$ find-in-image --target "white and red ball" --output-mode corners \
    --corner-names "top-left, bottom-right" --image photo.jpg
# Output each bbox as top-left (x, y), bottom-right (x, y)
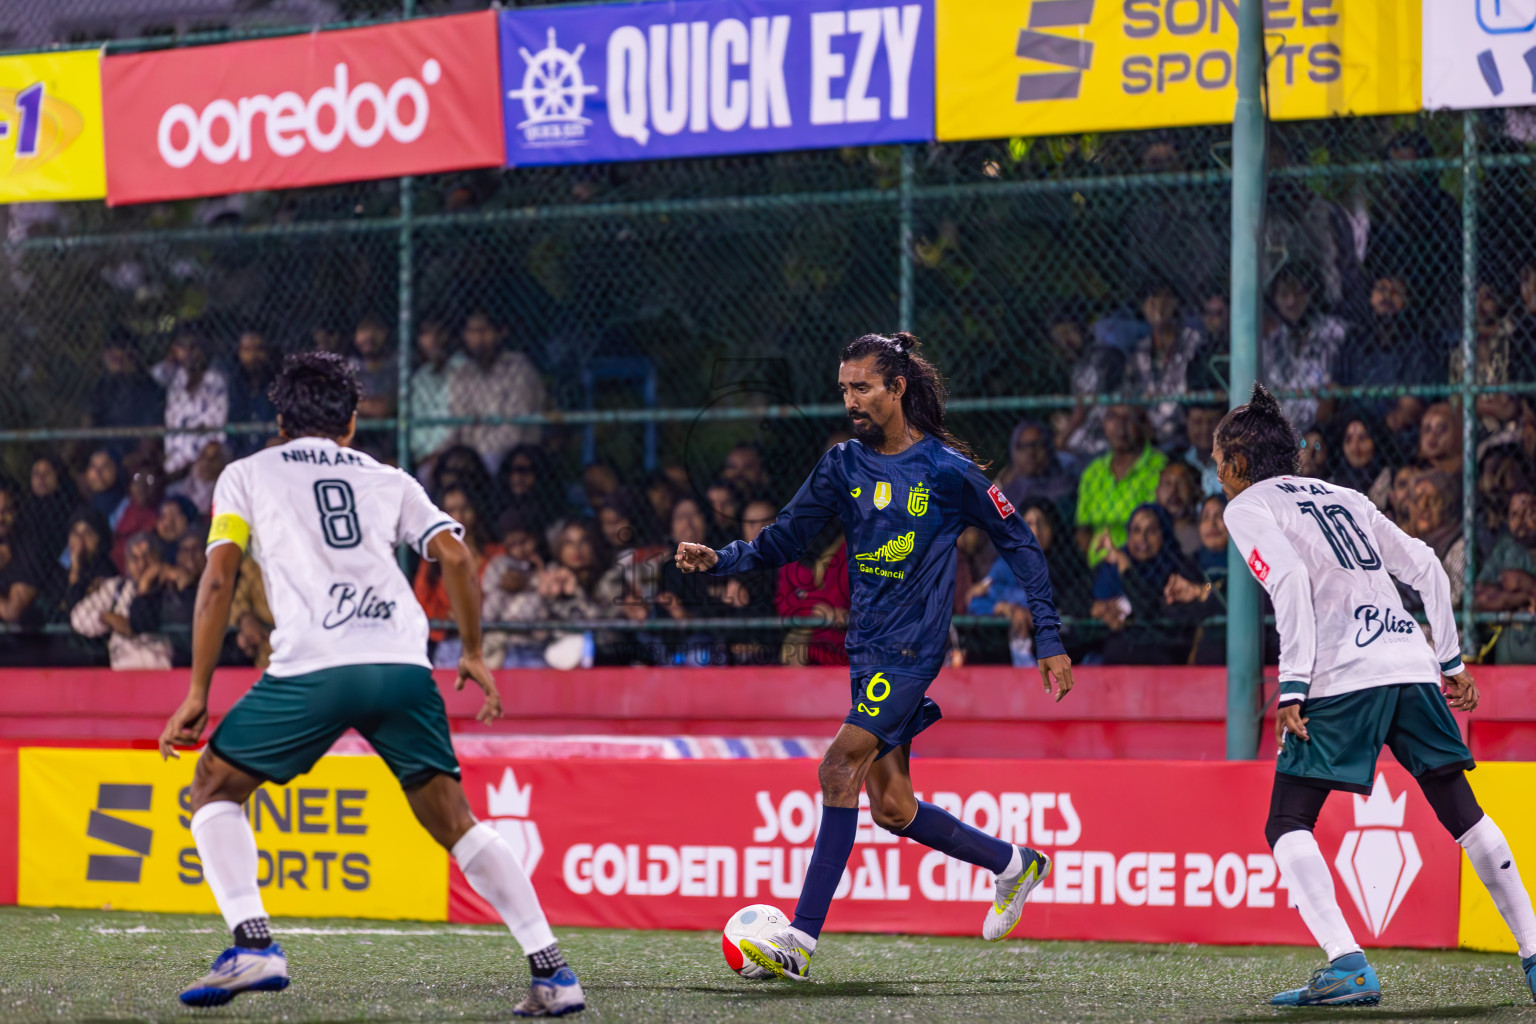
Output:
top-left (721, 903), bottom-right (788, 979)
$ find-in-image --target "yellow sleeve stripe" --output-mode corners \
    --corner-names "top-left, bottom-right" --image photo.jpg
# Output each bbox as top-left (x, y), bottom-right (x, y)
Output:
top-left (207, 512), bottom-right (250, 552)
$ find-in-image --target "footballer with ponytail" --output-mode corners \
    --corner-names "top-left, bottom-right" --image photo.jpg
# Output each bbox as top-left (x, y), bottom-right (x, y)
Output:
top-left (838, 332), bottom-right (987, 467)
top-left (1213, 381), bottom-right (1301, 494)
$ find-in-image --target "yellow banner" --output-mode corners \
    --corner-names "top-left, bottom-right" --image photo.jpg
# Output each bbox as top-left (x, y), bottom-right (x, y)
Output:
top-left (1460, 762), bottom-right (1536, 952)
top-left (936, 0), bottom-right (1421, 140)
top-left (18, 748), bottom-right (446, 921)
top-left (0, 51), bottom-right (105, 203)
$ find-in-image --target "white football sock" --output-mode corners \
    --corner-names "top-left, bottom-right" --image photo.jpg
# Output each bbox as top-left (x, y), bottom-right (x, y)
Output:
top-left (998, 846), bottom-right (1024, 881)
top-left (453, 822), bottom-right (556, 956)
top-left (1459, 815), bottom-right (1536, 958)
top-left (190, 801), bottom-right (267, 932)
top-left (1273, 830), bottom-right (1361, 961)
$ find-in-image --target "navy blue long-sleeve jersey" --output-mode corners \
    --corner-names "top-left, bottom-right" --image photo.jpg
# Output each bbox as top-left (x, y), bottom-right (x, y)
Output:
top-left (709, 436), bottom-right (1065, 675)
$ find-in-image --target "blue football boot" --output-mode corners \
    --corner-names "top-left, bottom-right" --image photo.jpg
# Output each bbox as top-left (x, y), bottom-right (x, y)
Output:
top-left (1269, 953), bottom-right (1380, 1007)
top-left (1521, 952), bottom-right (1536, 1002)
top-left (179, 943), bottom-right (290, 1006)
top-left (512, 966), bottom-right (586, 1017)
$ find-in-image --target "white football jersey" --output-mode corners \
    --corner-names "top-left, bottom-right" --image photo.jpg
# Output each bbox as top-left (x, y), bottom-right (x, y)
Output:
top-left (207, 437), bottom-right (462, 677)
top-left (1224, 475), bottom-right (1465, 707)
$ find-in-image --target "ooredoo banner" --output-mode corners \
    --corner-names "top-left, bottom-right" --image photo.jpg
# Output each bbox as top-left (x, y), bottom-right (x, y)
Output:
top-left (936, 0), bottom-right (1421, 140)
top-left (1424, 0), bottom-right (1536, 109)
top-left (498, 0), bottom-right (934, 166)
top-left (451, 759), bottom-right (1460, 948)
top-left (0, 51), bottom-right (106, 203)
top-left (101, 12), bottom-right (503, 205)
top-left (18, 748), bottom-right (446, 920)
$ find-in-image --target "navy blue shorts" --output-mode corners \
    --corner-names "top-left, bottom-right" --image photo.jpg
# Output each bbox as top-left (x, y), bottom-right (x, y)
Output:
top-left (843, 667), bottom-right (943, 760)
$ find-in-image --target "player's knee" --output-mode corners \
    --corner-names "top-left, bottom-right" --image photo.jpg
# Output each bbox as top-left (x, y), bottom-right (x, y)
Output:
top-left (817, 754), bottom-right (863, 804)
top-left (1418, 769), bottom-right (1484, 840)
top-left (870, 792), bottom-right (917, 832)
top-left (1264, 815), bottom-right (1313, 849)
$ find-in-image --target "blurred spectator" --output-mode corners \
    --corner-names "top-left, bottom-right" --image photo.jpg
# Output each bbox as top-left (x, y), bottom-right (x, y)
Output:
top-left (69, 532), bottom-right (172, 669)
top-left (495, 444), bottom-right (557, 540)
top-left (17, 456), bottom-right (75, 587)
top-left (1090, 504), bottom-right (1204, 664)
top-left (1260, 265), bottom-right (1346, 428)
top-left (1477, 391), bottom-right (1529, 450)
top-left (1265, 140), bottom-right (1366, 317)
top-left (81, 449), bottom-right (126, 525)
top-left (1367, 132), bottom-right (1461, 319)
top-left (535, 520), bottom-right (624, 667)
top-left (1200, 293), bottom-right (1230, 357)
top-left (655, 496), bottom-right (735, 665)
top-left (1075, 405), bottom-right (1167, 566)
top-left (704, 478), bottom-right (742, 547)
top-left (1503, 264), bottom-right (1536, 383)
top-left (1181, 402), bottom-right (1225, 497)
top-left (1333, 410), bottom-right (1394, 509)
top-left (1478, 444), bottom-right (1531, 555)
top-left (154, 496), bottom-right (198, 563)
top-left (167, 441), bottom-right (229, 517)
top-left (581, 461), bottom-right (622, 519)
top-left (644, 470), bottom-right (682, 537)
top-left (449, 309), bottom-right (546, 467)
top-left (1054, 323), bottom-right (1131, 467)
top-left (1298, 427), bottom-right (1330, 479)
top-left (408, 315), bottom-right (465, 467)
top-left (1384, 395), bottom-right (1427, 466)
top-left (229, 556), bottom-right (274, 669)
top-left (414, 486), bottom-right (500, 665)
top-left (481, 515), bottom-right (549, 669)
top-left (777, 520), bottom-right (849, 666)
top-left (130, 532), bottom-right (207, 664)
top-left (349, 312), bottom-right (399, 460)
top-left (994, 419), bottom-right (1075, 508)
top-left (227, 330), bottom-right (277, 456)
top-left (1475, 489), bottom-right (1536, 662)
top-left (1412, 471), bottom-right (1467, 605)
top-left (1417, 402), bottom-right (1463, 478)
top-left (1128, 283), bottom-right (1204, 448)
top-left (954, 526), bottom-right (998, 612)
top-left (1337, 273), bottom-right (1443, 407)
top-left (725, 499), bottom-right (780, 664)
top-left (968, 498), bottom-right (1088, 665)
top-left (432, 445), bottom-right (501, 526)
top-left (597, 489), bottom-right (665, 608)
top-left (161, 327), bottom-right (229, 478)
top-left (722, 442), bottom-right (769, 500)
top-left (61, 508), bottom-right (116, 617)
top-left (85, 330), bottom-right (164, 456)
top-left (111, 462), bottom-right (163, 571)
top-left (1195, 494), bottom-right (1229, 577)
top-left (1155, 461), bottom-right (1202, 556)
top-left (1388, 465), bottom-right (1423, 532)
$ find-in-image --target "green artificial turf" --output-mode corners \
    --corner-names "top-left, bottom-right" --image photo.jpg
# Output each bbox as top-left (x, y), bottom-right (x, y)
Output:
top-left (0, 906), bottom-right (1529, 1023)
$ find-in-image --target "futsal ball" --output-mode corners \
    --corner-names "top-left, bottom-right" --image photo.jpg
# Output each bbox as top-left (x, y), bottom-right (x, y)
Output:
top-left (721, 903), bottom-right (788, 979)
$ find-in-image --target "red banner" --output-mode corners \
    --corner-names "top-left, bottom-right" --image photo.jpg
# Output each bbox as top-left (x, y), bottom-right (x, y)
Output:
top-left (450, 759), bottom-right (1460, 948)
top-left (102, 13), bottom-right (503, 204)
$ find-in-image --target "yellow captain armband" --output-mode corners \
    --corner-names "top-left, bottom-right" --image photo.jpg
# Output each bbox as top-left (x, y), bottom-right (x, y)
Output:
top-left (207, 512), bottom-right (250, 551)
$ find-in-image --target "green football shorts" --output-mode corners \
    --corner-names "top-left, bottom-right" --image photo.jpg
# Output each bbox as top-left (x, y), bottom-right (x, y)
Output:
top-left (208, 663), bottom-right (460, 788)
top-left (1276, 681), bottom-right (1474, 794)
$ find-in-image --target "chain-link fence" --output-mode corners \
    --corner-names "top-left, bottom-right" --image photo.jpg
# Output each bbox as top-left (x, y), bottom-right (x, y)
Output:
top-left (1, 9), bottom-right (1532, 670)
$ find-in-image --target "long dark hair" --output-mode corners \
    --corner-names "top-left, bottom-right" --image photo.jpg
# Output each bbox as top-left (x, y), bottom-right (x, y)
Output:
top-left (1215, 381), bottom-right (1301, 485)
top-left (840, 332), bottom-right (986, 467)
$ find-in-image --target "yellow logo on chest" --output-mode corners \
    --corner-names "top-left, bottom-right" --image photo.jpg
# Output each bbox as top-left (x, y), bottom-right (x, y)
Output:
top-left (907, 482), bottom-right (929, 517)
top-left (855, 531), bottom-right (915, 563)
top-left (873, 481), bottom-right (892, 509)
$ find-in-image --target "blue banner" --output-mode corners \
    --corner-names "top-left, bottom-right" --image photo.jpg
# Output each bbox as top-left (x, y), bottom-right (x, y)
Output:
top-left (498, 0), bottom-right (933, 166)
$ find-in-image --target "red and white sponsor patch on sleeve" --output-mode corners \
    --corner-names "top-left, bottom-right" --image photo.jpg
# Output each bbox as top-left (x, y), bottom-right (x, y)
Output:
top-left (1248, 547), bottom-right (1271, 582)
top-left (987, 484), bottom-right (1015, 519)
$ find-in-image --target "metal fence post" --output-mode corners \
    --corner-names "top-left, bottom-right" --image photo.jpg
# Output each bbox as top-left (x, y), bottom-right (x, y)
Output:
top-left (899, 144), bottom-right (915, 334)
top-left (1226, 0), bottom-right (1265, 760)
top-left (1461, 112), bottom-right (1479, 655)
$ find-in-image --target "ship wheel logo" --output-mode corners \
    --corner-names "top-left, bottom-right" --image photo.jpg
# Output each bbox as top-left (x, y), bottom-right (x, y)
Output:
top-left (507, 27), bottom-right (598, 141)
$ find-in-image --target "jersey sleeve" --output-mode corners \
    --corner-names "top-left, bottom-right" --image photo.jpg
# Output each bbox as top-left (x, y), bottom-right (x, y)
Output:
top-left (710, 451), bottom-right (841, 575)
top-left (1224, 498), bottom-right (1317, 707)
top-left (1364, 501), bottom-right (1465, 676)
top-left (959, 464), bottom-right (1065, 660)
top-left (207, 463), bottom-right (253, 553)
top-left (396, 472), bottom-right (464, 560)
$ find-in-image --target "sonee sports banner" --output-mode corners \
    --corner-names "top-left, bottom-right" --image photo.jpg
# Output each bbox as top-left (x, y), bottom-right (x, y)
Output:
top-left (0, 51), bottom-right (106, 204)
top-left (498, 0), bottom-right (935, 166)
top-left (101, 12), bottom-right (504, 205)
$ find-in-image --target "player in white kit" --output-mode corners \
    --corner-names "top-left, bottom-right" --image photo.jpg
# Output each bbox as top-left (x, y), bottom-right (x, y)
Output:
top-left (158, 352), bottom-right (584, 1017)
top-left (1216, 383), bottom-right (1536, 1007)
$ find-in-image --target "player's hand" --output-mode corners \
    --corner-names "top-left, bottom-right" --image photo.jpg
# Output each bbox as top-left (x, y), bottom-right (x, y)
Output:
top-left (675, 542), bottom-right (718, 573)
top-left (159, 693), bottom-right (209, 760)
top-left (1276, 704), bottom-right (1309, 752)
top-left (1445, 670), bottom-right (1480, 713)
top-left (456, 652), bottom-right (501, 724)
top-left (1038, 653), bottom-right (1074, 703)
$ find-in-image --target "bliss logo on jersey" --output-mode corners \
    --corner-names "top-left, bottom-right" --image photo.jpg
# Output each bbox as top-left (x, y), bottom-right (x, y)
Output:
top-left (1353, 604), bottom-right (1417, 648)
top-left (322, 583), bottom-right (397, 629)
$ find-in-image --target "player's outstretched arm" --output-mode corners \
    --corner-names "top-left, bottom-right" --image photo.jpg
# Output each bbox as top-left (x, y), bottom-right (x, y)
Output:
top-left (159, 542), bottom-right (242, 759)
top-left (429, 530), bottom-right (501, 725)
top-left (675, 542), bottom-right (718, 573)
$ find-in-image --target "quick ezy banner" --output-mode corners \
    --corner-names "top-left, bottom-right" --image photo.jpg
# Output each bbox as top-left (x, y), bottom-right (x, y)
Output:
top-left (498, 0), bottom-right (935, 166)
